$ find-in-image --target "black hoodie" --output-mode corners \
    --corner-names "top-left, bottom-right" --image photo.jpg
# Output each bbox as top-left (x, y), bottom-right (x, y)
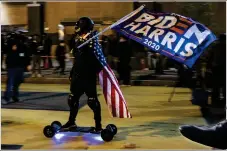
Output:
top-left (5, 36), bottom-right (30, 69)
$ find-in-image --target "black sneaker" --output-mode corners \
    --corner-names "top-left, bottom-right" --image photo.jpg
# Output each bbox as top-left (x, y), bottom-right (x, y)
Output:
top-left (95, 127), bottom-right (103, 132)
top-left (12, 97), bottom-right (20, 102)
top-left (95, 123), bottom-right (103, 132)
top-left (2, 97), bottom-right (10, 105)
top-left (61, 121), bottom-right (77, 129)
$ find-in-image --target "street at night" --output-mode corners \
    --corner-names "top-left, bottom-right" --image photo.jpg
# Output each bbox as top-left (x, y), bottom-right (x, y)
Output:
top-left (2, 84), bottom-right (210, 149)
top-left (1, 1), bottom-right (226, 150)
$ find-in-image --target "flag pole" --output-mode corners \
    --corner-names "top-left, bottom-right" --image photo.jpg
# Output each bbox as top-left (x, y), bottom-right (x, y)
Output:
top-left (77, 5), bottom-right (145, 49)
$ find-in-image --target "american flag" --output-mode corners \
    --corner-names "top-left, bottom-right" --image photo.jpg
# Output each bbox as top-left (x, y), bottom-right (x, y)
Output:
top-left (91, 36), bottom-right (132, 118)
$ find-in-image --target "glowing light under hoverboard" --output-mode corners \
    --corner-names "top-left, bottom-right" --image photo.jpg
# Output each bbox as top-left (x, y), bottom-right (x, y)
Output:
top-left (93, 135), bottom-right (103, 141)
top-left (55, 133), bottom-right (65, 140)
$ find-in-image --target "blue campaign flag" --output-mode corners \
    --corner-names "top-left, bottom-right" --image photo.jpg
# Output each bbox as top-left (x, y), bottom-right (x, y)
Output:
top-left (112, 7), bottom-right (217, 68)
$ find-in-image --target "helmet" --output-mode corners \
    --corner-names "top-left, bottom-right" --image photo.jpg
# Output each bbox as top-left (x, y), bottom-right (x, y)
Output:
top-left (75, 17), bottom-right (94, 32)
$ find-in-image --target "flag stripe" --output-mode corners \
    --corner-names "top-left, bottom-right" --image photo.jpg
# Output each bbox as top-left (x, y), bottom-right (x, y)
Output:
top-left (93, 36), bottom-right (131, 118)
top-left (111, 84), bottom-right (116, 117)
top-left (108, 66), bottom-right (120, 85)
top-left (99, 67), bottom-right (132, 118)
top-left (105, 66), bottom-right (127, 105)
top-left (103, 70), bottom-right (108, 103)
top-left (99, 71), bottom-right (103, 89)
top-left (107, 69), bottom-right (128, 116)
top-left (107, 78), bottom-right (112, 113)
top-left (115, 91), bottom-right (120, 117)
top-left (119, 96), bottom-right (124, 118)
top-left (123, 102), bottom-right (127, 118)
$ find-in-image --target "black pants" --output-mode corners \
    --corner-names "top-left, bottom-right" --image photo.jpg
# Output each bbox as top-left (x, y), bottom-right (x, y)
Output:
top-left (177, 66), bottom-right (194, 88)
top-left (1, 53), bottom-right (3, 69)
top-left (155, 56), bottom-right (164, 74)
top-left (117, 62), bottom-right (131, 85)
top-left (211, 67), bottom-right (226, 107)
top-left (32, 55), bottom-right (41, 74)
top-left (48, 55), bottom-right (53, 68)
top-left (68, 74), bottom-right (101, 126)
top-left (56, 57), bottom-right (65, 73)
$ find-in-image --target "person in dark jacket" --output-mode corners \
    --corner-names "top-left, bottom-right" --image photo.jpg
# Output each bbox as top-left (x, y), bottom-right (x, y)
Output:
top-left (116, 35), bottom-right (132, 86)
top-left (62, 17), bottom-right (103, 132)
top-left (54, 40), bottom-right (66, 75)
top-left (43, 34), bottom-right (53, 68)
top-left (108, 33), bottom-right (118, 69)
top-left (69, 26), bottom-right (80, 64)
top-left (1, 33), bottom-right (7, 70)
top-left (207, 33), bottom-right (226, 107)
top-left (177, 63), bottom-right (194, 88)
top-left (2, 32), bottom-right (31, 105)
top-left (31, 35), bottom-right (43, 77)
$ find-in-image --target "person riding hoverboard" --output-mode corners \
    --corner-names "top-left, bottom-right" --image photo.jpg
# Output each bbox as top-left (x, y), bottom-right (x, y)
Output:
top-left (62, 17), bottom-right (103, 132)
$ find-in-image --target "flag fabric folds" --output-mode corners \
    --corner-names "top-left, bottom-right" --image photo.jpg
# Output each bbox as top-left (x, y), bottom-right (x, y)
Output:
top-left (91, 35), bottom-right (132, 118)
top-left (82, 6), bottom-right (217, 118)
top-left (112, 8), bottom-right (217, 68)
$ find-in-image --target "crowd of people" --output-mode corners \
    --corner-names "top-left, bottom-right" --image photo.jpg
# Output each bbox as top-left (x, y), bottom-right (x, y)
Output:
top-left (1, 28), bottom-right (178, 81)
top-left (1, 19), bottom-right (226, 149)
top-left (1, 29), bottom-right (226, 105)
top-left (1, 31), bottom-right (54, 76)
top-left (1, 28), bottom-right (69, 104)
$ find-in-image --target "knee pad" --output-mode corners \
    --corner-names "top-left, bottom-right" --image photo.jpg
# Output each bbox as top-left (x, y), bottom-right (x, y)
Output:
top-left (87, 97), bottom-right (100, 111)
top-left (68, 93), bottom-right (79, 107)
top-left (87, 97), bottom-right (101, 122)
